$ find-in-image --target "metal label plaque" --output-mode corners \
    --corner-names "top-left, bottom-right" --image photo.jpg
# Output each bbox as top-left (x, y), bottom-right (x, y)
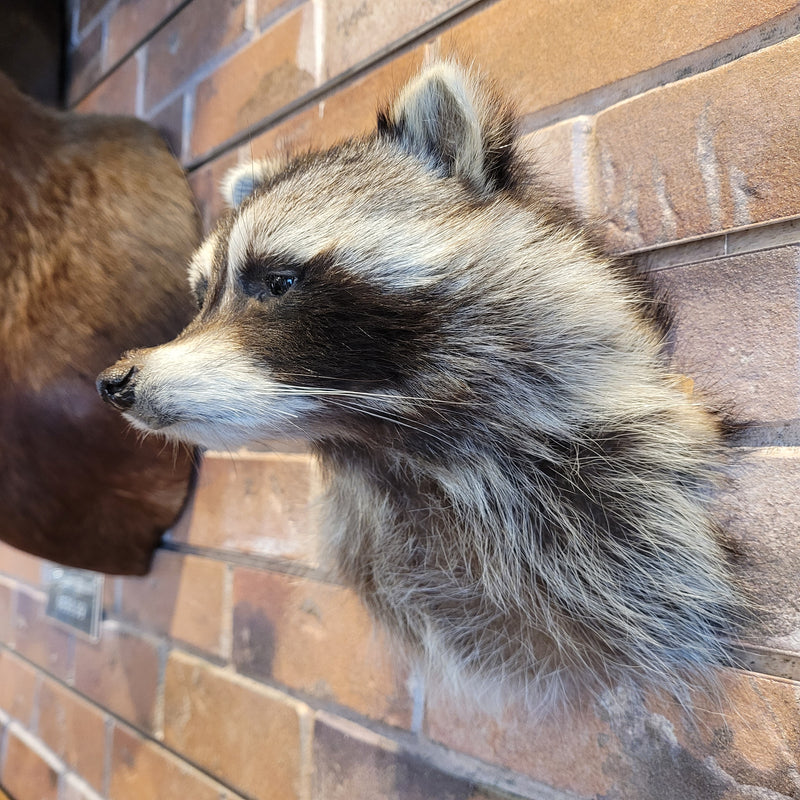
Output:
top-left (44, 566), bottom-right (103, 640)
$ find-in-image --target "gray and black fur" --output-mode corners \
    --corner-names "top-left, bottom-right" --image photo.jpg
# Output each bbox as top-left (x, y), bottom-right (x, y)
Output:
top-left (98, 62), bottom-right (749, 710)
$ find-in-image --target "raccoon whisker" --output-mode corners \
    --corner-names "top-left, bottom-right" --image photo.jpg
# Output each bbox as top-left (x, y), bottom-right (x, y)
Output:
top-left (269, 384), bottom-right (470, 406)
top-left (273, 372), bottom-right (387, 385)
top-left (326, 398), bottom-right (460, 449)
top-left (325, 398), bottom-right (450, 437)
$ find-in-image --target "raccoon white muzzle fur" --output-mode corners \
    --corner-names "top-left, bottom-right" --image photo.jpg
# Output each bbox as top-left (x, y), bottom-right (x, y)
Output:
top-left (98, 61), bottom-right (748, 709)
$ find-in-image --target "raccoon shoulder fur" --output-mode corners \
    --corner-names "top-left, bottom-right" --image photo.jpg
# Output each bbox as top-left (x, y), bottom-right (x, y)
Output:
top-left (98, 61), bottom-right (748, 710)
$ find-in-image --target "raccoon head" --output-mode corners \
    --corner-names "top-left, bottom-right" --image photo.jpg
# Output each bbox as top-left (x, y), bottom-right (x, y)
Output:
top-left (97, 62), bottom-right (524, 450)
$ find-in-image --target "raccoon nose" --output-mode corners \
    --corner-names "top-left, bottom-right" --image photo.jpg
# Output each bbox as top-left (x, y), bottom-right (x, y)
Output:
top-left (97, 363), bottom-right (139, 410)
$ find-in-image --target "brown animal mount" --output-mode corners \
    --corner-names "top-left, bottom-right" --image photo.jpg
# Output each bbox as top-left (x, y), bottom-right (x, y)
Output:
top-left (0, 74), bottom-right (200, 575)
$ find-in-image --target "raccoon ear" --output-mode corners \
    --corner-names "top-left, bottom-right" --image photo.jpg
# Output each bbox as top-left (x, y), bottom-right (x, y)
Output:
top-left (220, 159), bottom-right (281, 208)
top-left (378, 62), bottom-right (516, 195)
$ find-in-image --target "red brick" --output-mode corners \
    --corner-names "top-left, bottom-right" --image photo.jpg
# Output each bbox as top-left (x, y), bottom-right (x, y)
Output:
top-left (592, 34), bottom-right (800, 249)
top-left (75, 56), bottom-right (139, 116)
top-left (0, 650), bottom-right (39, 726)
top-left (233, 569), bottom-right (412, 726)
top-left (187, 149), bottom-right (239, 233)
top-left (163, 651), bottom-right (309, 800)
top-left (323, 1), bottom-right (459, 80)
top-left (149, 95), bottom-right (184, 157)
top-left (13, 589), bottom-right (73, 682)
top-left (653, 247), bottom-right (800, 424)
top-left (37, 679), bottom-right (107, 792)
top-left (207, 51), bottom-right (426, 216)
top-left (106, 0), bottom-right (183, 67)
top-left (110, 722), bottom-right (246, 800)
top-left (247, 45), bottom-right (424, 158)
top-left (0, 542), bottom-right (45, 586)
top-left (317, 48), bottom-right (426, 144)
top-left (444, 0), bottom-right (797, 116)
top-left (242, 105), bottom-right (322, 165)
top-left (171, 452), bottom-right (320, 565)
top-left (1, 726), bottom-right (60, 800)
top-left (312, 712), bottom-right (480, 800)
top-left (74, 624), bottom-right (160, 733)
top-left (190, 5), bottom-right (316, 159)
top-left (78, 0), bottom-right (108, 31)
top-left (144, 0), bottom-right (248, 110)
top-left (118, 550), bottom-right (227, 657)
top-left (69, 23), bottom-right (104, 105)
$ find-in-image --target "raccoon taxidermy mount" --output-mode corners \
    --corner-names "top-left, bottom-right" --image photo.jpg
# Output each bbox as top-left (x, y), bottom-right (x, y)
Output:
top-left (98, 62), bottom-right (748, 708)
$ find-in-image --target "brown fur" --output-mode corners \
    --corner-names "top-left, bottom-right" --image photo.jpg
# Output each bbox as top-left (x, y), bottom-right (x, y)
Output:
top-left (0, 73), bottom-right (199, 574)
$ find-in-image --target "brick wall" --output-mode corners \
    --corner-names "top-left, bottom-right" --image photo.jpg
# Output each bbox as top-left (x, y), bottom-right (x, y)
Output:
top-left (2, 1), bottom-right (800, 798)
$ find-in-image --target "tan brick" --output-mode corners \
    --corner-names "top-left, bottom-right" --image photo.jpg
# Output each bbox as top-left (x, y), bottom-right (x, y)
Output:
top-left (190, 5), bottom-right (316, 159)
top-left (233, 568), bottom-right (411, 726)
top-left (144, 0), bottom-right (248, 109)
top-left (69, 23), bottom-right (104, 105)
top-left (653, 247), bottom-right (800, 424)
top-left (1, 726), bottom-right (60, 800)
top-left (118, 550), bottom-right (227, 657)
top-left (720, 448), bottom-right (800, 654)
top-left (435, 670), bottom-right (800, 799)
top-left (593, 34), bottom-right (800, 249)
top-left (62, 773), bottom-right (105, 800)
top-left (0, 579), bottom-right (12, 645)
top-left (106, 0), bottom-right (183, 67)
top-left (75, 56), bottom-right (139, 115)
top-left (0, 542), bottom-right (45, 586)
top-left (256, 0), bottom-right (298, 26)
top-left (164, 651), bottom-right (308, 800)
top-left (0, 650), bottom-right (39, 726)
top-left (103, 578), bottom-right (118, 617)
top-left (171, 452), bottom-right (320, 565)
top-left (323, 0), bottom-right (458, 80)
top-left (13, 589), bottom-right (73, 682)
top-left (425, 694), bottom-right (614, 797)
top-left (623, 672), bottom-right (800, 799)
top-left (37, 679), bottom-right (107, 792)
top-left (110, 722), bottom-right (246, 800)
top-left (74, 624), bottom-right (160, 732)
top-left (312, 712), bottom-right (480, 800)
top-left (523, 120), bottom-right (594, 216)
top-left (444, 0), bottom-right (797, 116)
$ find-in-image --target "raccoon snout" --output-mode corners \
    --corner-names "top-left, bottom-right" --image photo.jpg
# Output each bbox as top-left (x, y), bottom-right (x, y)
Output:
top-left (97, 361), bottom-right (139, 411)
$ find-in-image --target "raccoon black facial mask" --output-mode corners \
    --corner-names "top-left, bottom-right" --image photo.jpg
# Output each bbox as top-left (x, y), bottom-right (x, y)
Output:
top-left (99, 61), bottom-right (749, 710)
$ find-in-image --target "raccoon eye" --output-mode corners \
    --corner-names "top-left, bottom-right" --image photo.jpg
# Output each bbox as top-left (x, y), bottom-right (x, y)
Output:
top-left (267, 274), bottom-right (296, 297)
top-left (240, 256), bottom-right (302, 301)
